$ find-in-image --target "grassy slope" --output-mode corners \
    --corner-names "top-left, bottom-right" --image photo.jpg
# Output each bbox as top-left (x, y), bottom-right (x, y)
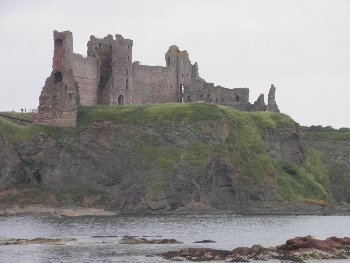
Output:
top-left (0, 103), bottom-right (332, 204)
top-left (303, 125), bottom-right (350, 141)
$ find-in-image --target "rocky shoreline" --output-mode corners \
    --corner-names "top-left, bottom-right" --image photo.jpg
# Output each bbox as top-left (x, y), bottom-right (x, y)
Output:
top-left (1, 202), bottom-right (350, 217)
top-left (0, 234), bottom-right (349, 262)
top-left (160, 236), bottom-right (350, 262)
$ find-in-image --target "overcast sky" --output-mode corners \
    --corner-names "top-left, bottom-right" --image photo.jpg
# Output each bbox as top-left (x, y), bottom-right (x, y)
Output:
top-left (0, 0), bottom-right (349, 128)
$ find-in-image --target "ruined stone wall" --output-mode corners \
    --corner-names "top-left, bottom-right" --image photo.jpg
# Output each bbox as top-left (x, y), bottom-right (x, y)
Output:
top-left (267, 84), bottom-right (280, 112)
top-left (219, 87), bottom-right (250, 110)
top-left (37, 30), bottom-right (280, 127)
top-left (184, 77), bottom-right (251, 110)
top-left (70, 54), bottom-right (99, 106)
top-left (251, 94), bottom-right (267, 111)
top-left (36, 71), bottom-right (79, 127)
top-left (132, 63), bottom-right (177, 104)
top-left (36, 30), bottom-right (79, 127)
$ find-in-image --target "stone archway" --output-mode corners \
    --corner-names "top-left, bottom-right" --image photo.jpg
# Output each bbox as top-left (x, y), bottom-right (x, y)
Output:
top-left (118, 95), bottom-right (124, 105)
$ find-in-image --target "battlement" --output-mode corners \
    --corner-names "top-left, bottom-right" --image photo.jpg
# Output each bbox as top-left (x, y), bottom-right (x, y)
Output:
top-left (36, 30), bottom-right (279, 127)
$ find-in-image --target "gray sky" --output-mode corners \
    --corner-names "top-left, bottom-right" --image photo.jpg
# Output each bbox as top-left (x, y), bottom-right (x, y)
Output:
top-left (1, 0), bottom-right (349, 128)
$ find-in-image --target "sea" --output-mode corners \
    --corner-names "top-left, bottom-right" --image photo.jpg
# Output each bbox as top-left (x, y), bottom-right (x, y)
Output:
top-left (0, 215), bottom-right (349, 262)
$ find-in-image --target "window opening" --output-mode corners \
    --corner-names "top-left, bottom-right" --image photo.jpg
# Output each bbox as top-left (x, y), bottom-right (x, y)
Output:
top-left (54, 72), bottom-right (62, 83)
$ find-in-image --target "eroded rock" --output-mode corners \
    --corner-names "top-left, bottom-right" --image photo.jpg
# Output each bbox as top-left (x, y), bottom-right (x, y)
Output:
top-left (161, 248), bottom-right (232, 261)
top-left (119, 235), bottom-right (181, 244)
top-left (277, 235), bottom-right (350, 260)
top-left (193, 240), bottom-right (216, 243)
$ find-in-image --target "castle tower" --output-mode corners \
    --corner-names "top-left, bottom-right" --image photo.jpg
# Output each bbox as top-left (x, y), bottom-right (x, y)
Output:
top-left (112, 34), bottom-right (133, 105)
top-left (87, 34), bottom-right (114, 105)
top-left (165, 46), bottom-right (193, 103)
top-left (87, 34), bottom-right (133, 105)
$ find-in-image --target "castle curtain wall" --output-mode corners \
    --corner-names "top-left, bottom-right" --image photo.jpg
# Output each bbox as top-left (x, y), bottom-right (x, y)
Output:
top-left (70, 54), bottom-right (99, 106)
top-left (132, 64), bottom-right (177, 104)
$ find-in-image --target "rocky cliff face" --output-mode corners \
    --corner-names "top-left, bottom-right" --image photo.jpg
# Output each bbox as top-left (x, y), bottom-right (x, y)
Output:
top-left (0, 103), bottom-right (348, 214)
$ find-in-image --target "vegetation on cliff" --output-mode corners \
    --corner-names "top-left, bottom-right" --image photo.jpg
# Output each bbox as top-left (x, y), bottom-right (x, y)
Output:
top-left (303, 125), bottom-right (350, 141)
top-left (0, 103), bottom-right (334, 208)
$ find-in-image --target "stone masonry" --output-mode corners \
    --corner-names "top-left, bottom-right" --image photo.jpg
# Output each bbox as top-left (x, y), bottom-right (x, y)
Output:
top-left (36, 30), bottom-right (280, 127)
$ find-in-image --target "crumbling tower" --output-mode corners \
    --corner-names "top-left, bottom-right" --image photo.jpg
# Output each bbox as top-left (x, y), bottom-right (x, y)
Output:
top-left (36, 31), bottom-right (79, 127)
top-left (267, 84), bottom-right (280, 112)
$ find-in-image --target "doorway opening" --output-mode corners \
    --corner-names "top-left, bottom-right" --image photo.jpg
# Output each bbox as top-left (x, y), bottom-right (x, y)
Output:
top-left (180, 84), bottom-right (184, 103)
top-left (118, 95), bottom-right (124, 105)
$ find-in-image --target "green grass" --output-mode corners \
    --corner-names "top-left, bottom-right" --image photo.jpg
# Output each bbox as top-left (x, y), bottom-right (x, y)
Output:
top-left (275, 154), bottom-right (331, 202)
top-left (76, 103), bottom-right (226, 128)
top-left (0, 118), bottom-right (74, 142)
top-left (303, 146), bottom-right (330, 189)
top-left (0, 112), bottom-right (37, 121)
top-left (248, 111), bottom-right (299, 131)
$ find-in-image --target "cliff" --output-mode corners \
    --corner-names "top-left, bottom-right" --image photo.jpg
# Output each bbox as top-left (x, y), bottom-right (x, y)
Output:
top-left (0, 103), bottom-right (349, 214)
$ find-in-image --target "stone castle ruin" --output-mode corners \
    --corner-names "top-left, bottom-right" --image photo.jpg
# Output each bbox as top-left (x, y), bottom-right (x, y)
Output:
top-left (36, 30), bottom-right (279, 127)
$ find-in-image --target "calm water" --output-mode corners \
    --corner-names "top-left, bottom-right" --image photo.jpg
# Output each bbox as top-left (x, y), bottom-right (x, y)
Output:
top-left (0, 215), bottom-right (349, 262)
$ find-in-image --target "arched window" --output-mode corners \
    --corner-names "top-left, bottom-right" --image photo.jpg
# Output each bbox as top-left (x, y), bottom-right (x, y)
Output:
top-left (235, 95), bottom-right (240, 102)
top-left (167, 57), bottom-right (171, 66)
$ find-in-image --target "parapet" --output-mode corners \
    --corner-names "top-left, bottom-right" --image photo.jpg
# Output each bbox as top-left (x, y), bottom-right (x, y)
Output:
top-left (115, 34), bottom-right (133, 46)
top-left (53, 30), bottom-right (72, 40)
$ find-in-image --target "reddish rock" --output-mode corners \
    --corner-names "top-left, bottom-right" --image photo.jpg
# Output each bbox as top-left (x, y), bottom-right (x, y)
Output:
top-left (160, 236), bottom-right (350, 262)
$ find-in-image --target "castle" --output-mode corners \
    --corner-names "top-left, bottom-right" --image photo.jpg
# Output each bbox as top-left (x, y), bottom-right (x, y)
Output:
top-left (36, 30), bottom-right (279, 127)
